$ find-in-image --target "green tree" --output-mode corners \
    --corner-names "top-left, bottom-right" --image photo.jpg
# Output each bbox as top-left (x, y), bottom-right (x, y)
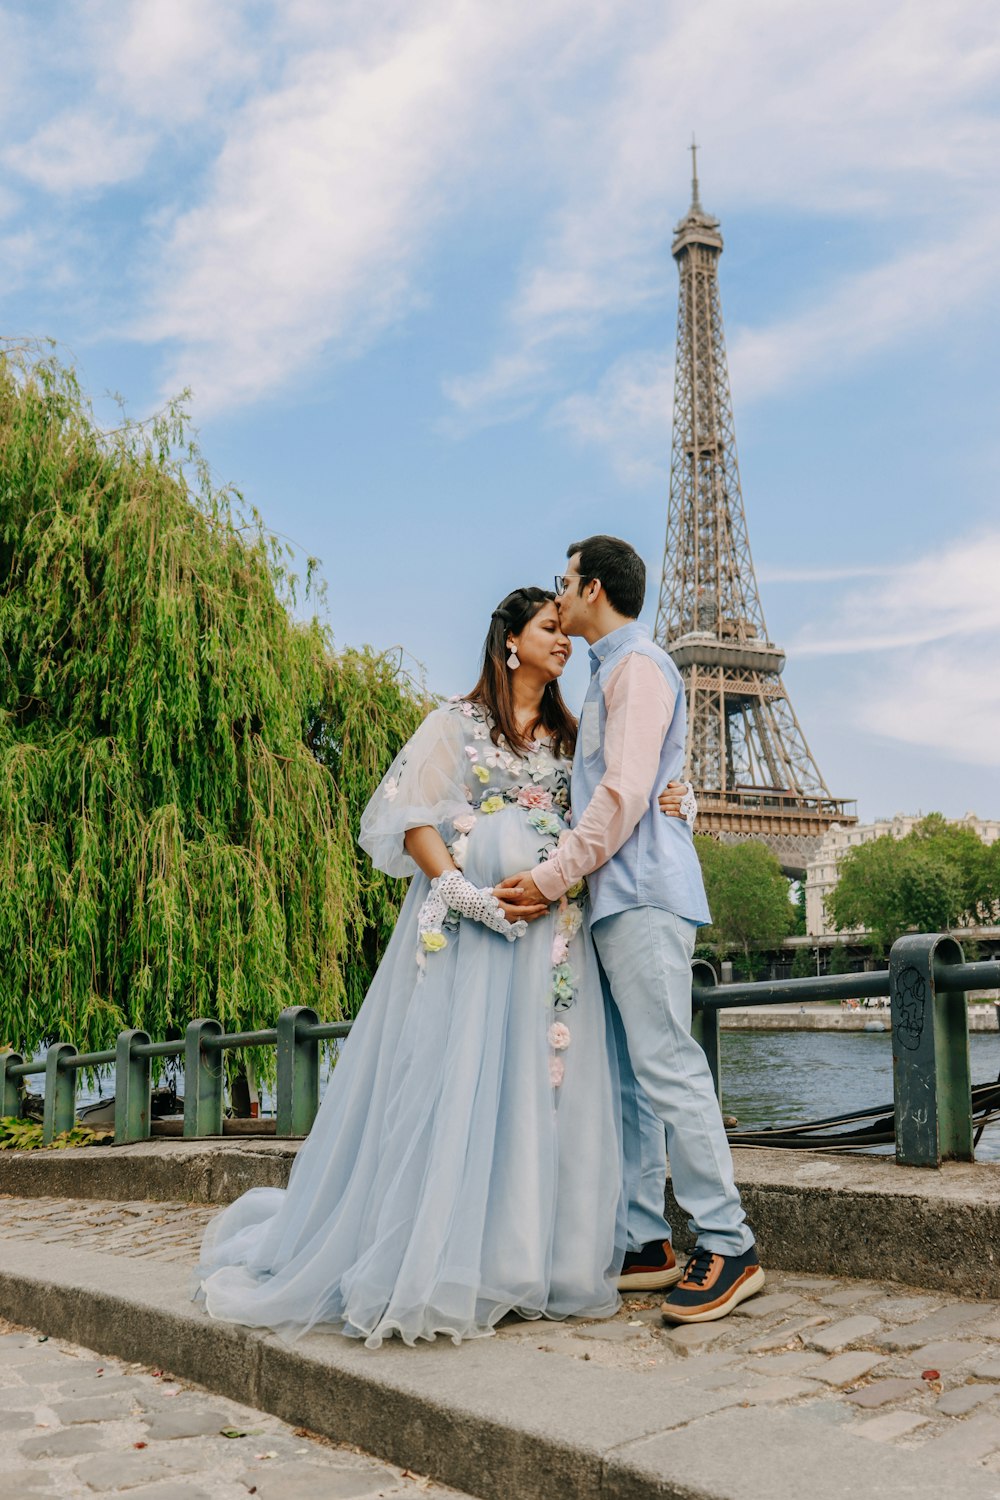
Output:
top-left (827, 824), bottom-right (968, 955)
top-left (695, 836), bottom-right (794, 965)
top-left (788, 879), bottom-right (806, 935)
top-left (314, 646), bottom-right (431, 1014)
top-left (790, 945), bottom-right (815, 979)
top-left (828, 943), bottom-right (851, 976)
top-left (907, 814), bottom-right (996, 924)
top-left (987, 840), bottom-right (1000, 924)
top-left (0, 348), bottom-right (428, 1058)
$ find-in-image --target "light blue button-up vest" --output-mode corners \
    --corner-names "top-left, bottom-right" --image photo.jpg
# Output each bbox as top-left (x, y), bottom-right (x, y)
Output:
top-left (572, 622), bottom-right (711, 927)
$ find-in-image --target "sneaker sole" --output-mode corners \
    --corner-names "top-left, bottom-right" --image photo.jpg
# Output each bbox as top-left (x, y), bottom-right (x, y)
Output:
top-left (617, 1263), bottom-right (685, 1293)
top-left (660, 1266), bottom-right (766, 1324)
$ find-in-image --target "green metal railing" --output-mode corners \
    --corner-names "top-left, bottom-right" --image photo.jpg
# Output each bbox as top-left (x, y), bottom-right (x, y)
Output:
top-left (0, 1007), bottom-right (350, 1149)
top-left (692, 933), bottom-right (1000, 1168)
top-left (1, 934), bottom-right (998, 1168)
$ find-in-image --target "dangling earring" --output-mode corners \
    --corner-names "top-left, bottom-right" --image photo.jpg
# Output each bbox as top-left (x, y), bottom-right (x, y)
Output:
top-left (507, 641), bottom-right (520, 670)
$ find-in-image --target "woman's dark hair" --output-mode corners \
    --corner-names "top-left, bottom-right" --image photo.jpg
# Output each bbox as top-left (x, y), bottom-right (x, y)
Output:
top-left (465, 587), bottom-right (577, 760)
top-left (567, 534), bottom-right (645, 618)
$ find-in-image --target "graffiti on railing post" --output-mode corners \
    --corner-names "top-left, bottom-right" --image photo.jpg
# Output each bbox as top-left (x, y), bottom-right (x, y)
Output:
top-left (889, 934), bottom-right (972, 1167)
top-left (893, 966), bottom-right (926, 1052)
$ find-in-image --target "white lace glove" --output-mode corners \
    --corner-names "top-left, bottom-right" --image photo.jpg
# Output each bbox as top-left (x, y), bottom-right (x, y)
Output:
top-left (679, 781), bottom-right (698, 829)
top-left (418, 871), bottom-right (527, 942)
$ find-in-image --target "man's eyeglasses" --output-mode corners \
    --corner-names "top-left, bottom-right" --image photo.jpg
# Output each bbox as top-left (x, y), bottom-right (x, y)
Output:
top-left (554, 574), bottom-right (595, 597)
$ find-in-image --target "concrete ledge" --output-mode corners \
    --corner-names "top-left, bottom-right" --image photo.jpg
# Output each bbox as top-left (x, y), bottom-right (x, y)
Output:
top-left (2, 1240), bottom-right (999, 1500)
top-left (670, 1150), bottom-right (1000, 1300)
top-left (0, 1138), bottom-right (298, 1204)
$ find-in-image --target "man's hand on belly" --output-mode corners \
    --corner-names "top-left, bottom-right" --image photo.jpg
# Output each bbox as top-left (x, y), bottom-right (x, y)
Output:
top-left (493, 887), bottom-right (548, 923)
top-left (495, 871), bottom-right (549, 921)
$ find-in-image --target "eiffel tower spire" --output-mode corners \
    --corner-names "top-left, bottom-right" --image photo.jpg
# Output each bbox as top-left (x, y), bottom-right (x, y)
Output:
top-left (689, 135), bottom-right (703, 213)
top-left (654, 153), bottom-right (855, 871)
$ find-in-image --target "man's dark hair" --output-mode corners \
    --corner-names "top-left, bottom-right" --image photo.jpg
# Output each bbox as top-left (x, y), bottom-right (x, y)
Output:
top-left (567, 535), bottom-right (646, 618)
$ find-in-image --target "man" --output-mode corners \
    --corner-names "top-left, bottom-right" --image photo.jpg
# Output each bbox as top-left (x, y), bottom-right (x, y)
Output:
top-left (499, 535), bottom-right (764, 1323)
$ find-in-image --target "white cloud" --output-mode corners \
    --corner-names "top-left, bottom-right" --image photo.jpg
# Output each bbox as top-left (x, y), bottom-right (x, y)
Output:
top-left (2, 0), bottom-right (256, 196)
top-left (104, 0), bottom-right (255, 122)
top-left (0, 230), bottom-right (47, 290)
top-left (861, 649), bottom-right (1000, 769)
top-left (139, 0), bottom-right (586, 411)
top-left (443, 353), bottom-right (552, 428)
top-left (444, 0), bottom-right (1000, 430)
top-left (792, 532), bottom-right (1000, 657)
top-left (537, 209), bottom-right (1000, 482)
top-left (3, 0), bottom-right (1000, 427)
top-left (5, 111), bottom-right (154, 193)
top-left (728, 220), bottom-right (1000, 406)
top-left (552, 350), bottom-right (672, 483)
top-left (758, 563), bottom-right (898, 584)
top-left (787, 530), bottom-right (1000, 768)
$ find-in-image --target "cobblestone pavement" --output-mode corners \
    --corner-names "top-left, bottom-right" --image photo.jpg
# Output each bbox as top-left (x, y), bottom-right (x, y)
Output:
top-left (4, 1195), bottom-right (1000, 1481)
top-left (0, 1196), bottom-right (218, 1265)
top-left (496, 1279), bottom-right (1000, 1473)
top-left (0, 1318), bottom-right (470, 1500)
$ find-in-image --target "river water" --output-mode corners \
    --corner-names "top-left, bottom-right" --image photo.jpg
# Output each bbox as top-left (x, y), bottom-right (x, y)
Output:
top-left (719, 1028), bottom-right (1000, 1161)
top-left (57, 1027), bottom-right (1000, 1163)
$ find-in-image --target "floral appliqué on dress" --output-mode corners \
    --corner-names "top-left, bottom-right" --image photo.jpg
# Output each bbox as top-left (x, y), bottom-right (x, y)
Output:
top-left (416, 699), bottom-right (584, 1091)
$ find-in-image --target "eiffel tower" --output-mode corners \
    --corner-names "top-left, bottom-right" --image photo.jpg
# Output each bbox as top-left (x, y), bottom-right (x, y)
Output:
top-left (654, 146), bottom-right (856, 875)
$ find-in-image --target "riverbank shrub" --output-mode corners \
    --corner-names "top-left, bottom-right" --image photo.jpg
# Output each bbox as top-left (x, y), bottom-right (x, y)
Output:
top-left (0, 346), bottom-right (430, 1060)
top-left (0, 1117), bottom-right (112, 1150)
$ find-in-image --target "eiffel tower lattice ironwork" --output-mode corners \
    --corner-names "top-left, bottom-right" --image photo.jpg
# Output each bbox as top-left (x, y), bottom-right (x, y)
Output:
top-left (654, 147), bottom-right (855, 872)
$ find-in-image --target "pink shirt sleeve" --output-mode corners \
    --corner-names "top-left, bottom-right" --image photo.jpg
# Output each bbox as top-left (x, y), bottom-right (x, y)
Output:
top-left (532, 653), bottom-right (675, 902)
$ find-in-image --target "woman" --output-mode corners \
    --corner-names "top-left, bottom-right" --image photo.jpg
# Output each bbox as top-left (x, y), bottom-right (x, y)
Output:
top-left (196, 588), bottom-right (686, 1347)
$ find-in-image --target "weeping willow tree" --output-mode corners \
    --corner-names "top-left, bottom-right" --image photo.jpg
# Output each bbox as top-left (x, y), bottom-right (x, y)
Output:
top-left (0, 347), bottom-right (430, 1058)
top-left (312, 644), bottom-right (432, 1016)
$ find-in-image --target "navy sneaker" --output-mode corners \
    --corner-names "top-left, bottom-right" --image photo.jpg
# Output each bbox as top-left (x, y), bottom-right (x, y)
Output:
top-left (660, 1245), bottom-right (765, 1323)
top-left (617, 1239), bottom-right (684, 1292)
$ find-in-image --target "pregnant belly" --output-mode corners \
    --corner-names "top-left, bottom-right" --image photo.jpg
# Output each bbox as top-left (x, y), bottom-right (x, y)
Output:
top-left (460, 805), bottom-right (558, 889)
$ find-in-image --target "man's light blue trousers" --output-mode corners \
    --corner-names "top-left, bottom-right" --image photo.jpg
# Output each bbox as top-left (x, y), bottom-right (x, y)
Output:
top-left (593, 905), bottom-right (754, 1258)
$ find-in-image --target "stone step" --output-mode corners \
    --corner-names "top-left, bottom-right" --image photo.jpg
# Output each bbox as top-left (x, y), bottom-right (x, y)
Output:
top-left (2, 1233), bottom-right (1000, 1500)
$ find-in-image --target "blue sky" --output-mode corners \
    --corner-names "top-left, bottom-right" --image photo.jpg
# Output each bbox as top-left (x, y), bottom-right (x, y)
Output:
top-left (2, 0), bottom-right (998, 822)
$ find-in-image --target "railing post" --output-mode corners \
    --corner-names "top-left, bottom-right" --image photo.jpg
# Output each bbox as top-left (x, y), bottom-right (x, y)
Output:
top-left (114, 1030), bottom-right (152, 1145)
top-left (43, 1044), bottom-right (77, 1144)
top-left (184, 1019), bottom-right (224, 1138)
top-left (691, 959), bottom-right (722, 1103)
top-left (890, 934), bottom-right (972, 1166)
top-left (276, 1007), bottom-right (320, 1137)
top-left (0, 1053), bottom-right (24, 1119)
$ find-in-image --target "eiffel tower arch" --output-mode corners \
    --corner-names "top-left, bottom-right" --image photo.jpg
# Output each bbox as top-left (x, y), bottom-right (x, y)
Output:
top-left (654, 149), bottom-right (856, 877)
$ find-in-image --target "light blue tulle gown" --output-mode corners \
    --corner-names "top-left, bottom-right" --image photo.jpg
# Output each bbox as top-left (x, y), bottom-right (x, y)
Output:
top-left (195, 699), bottom-right (625, 1347)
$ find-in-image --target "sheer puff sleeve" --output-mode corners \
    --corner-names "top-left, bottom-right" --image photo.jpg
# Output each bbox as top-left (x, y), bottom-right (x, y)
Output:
top-left (358, 708), bottom-right (472, 878)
